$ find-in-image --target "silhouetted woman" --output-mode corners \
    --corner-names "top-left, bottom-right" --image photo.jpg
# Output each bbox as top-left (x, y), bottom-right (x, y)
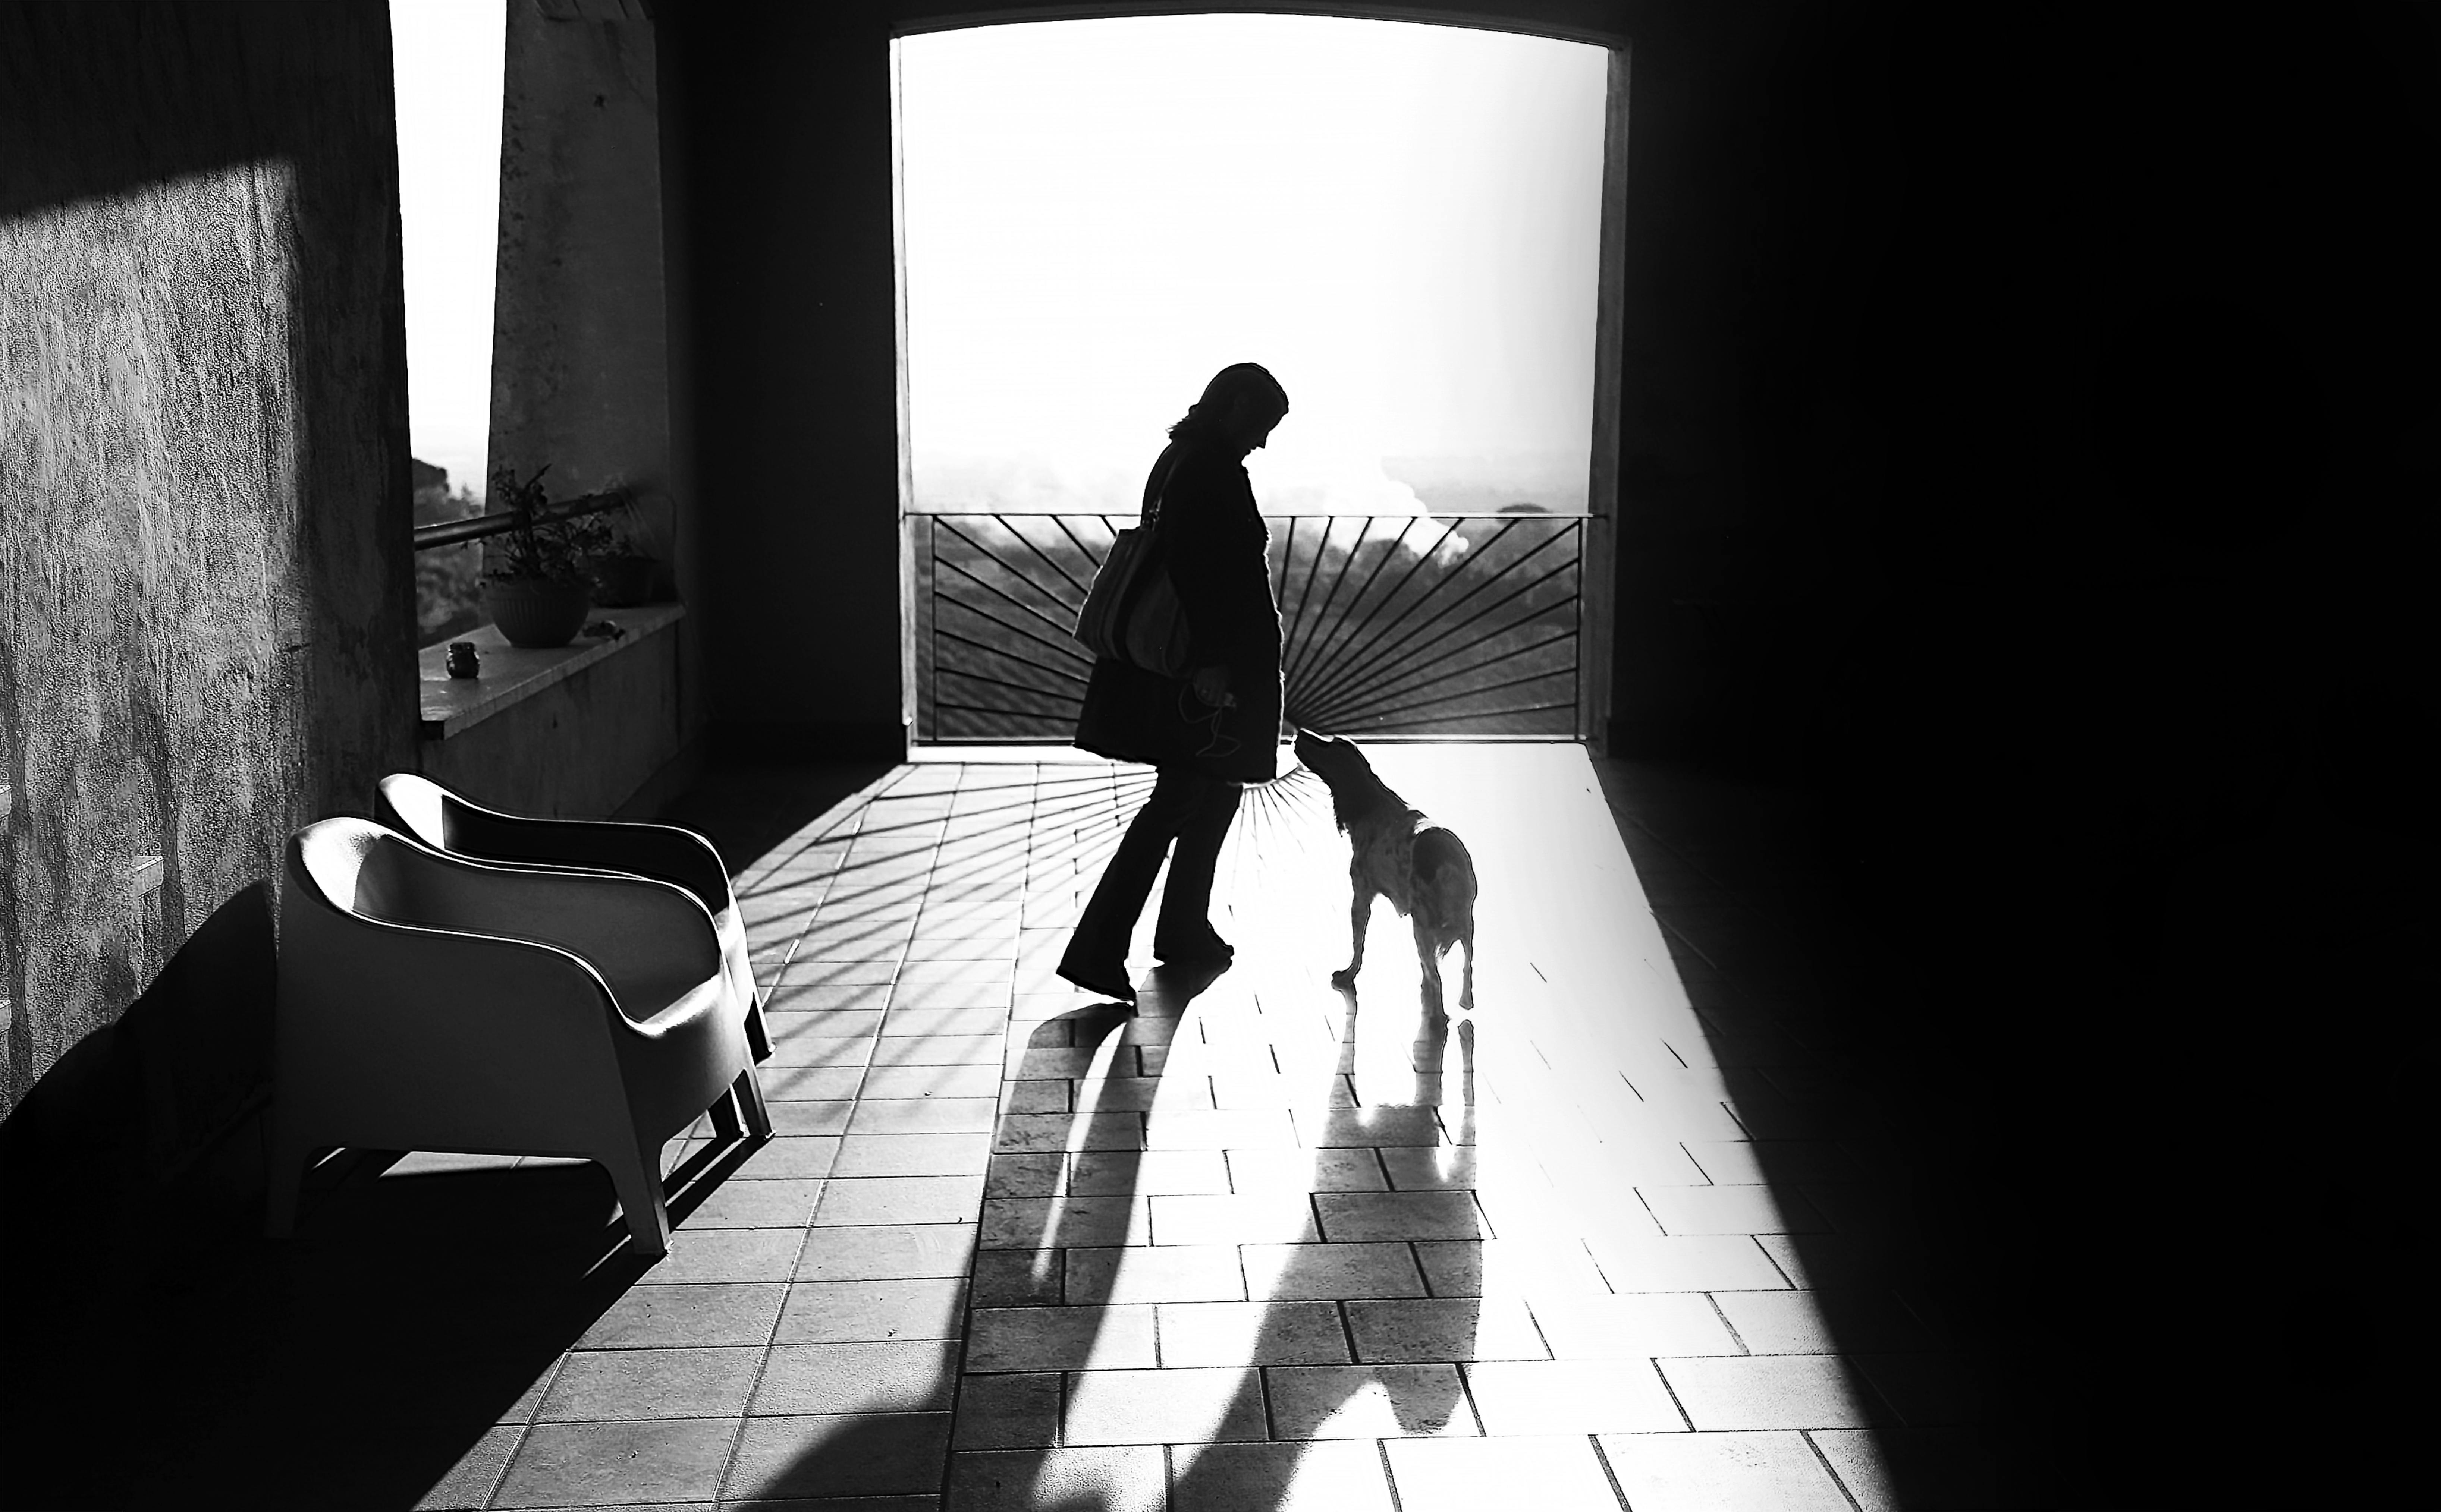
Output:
top-left (1058, 363), bottom-right (1290, 1003)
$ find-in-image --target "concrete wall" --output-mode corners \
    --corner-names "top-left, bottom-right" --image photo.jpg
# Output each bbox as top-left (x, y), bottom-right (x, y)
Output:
top-left (491, 0), bottom-right (705, 763)
top-left (0, 3), bottom-right (417, 1119)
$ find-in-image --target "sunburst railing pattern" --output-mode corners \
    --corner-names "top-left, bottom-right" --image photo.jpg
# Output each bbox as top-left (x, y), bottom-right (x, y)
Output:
top-left (911, 513), bottom-right (1583, 743)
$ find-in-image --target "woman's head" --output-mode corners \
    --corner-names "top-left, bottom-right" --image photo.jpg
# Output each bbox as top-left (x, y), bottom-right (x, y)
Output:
top-left (1169, 363), bottom-right (1290, 453)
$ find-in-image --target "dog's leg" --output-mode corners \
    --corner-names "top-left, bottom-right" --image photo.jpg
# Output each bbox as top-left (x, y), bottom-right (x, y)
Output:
top-left (1331, 876), bottom-right (1374, 989)
top-left (1458, 924), bottom-right (1476, 1011)
top-left (1413, 915), bottom-right (1445, 1016)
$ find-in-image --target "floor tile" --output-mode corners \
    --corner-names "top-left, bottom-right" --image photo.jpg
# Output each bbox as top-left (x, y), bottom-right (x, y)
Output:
top-left (1344, 1296), bottom-right (1548, 1362)
top-left (1228, 1148), bottom-right (1388, 1193)
top-left (864, 1062), bottom-right (1005, 1099)
top-left (835, 1132), bottom-right (996, 1178)
top-left (887, 1005), bottom-right (1013, 1037)
top-left (1265, 1363), bottom-right (1478, 1438)
top-left (767, 1100), bottom-right (855, 1135)
top-left (725, 1135), bottom-right (844, 1181)
top-left (795, 1223), bottom-right (978, 1281)
top-left (814, 1175), bottom-right (987, 1227)
top-left (682, 1178), bottom-right (822, 1229)
top-left (1807, 1426), bottom-right (1997, 1511)
top-left (1294, 1107), bottom-right (1449, 1147)
top-left (408, 1424), bottom-right (522, 1509)
top-left (765, 1007), bottom-right (886, 1039)
top-left (1711, 1288), bottom-right (1939, 1355)
top-left (946, 1446), bottom-right (1166, 1512)
top-left (640, 1227), bottom-right (806, 1285)
top-left (1069, 1148), bottom-right (1234, 1196)
top-left (1152, 1194), bottom-right (1319, 1245)
top-left (1528, 1291), bottom-right (1745, 1358)
top-left (1679, 1139), bottom-right (1860, 1185)
top-left (1584, 1233), bottom-right (1790, 1293)
top-left (1598, 1429), bottom-right (1853, 1512)
top-left (725, 1412), bottom-right (954, 1500)
top-left (984, 1153), bottom-right (1066, 1197)
top-left (980, 1194), bottom-right (1149, 1249)
top-left (1169, 1440), bottom-right (1396, 1512)
top-left (875, 1033), bottom-right (1009, 1066)
top-left (1064, 1245), bottom-right (1247, 1303)
top-left (776, 1277), bottom-right (967, 1343)
top-left (751, 1341), bottom-right (961, 1415)
top-left (1659, 1354), bottom-right (1889, 1430)
top-left (493, 1418), bottom-right (737, 1507)
top-left (538, 1346), bottom-right (761, 1420)
top-left (575, 1282), bottom-right (789, 1349)
top-left (967, 1304), bottom-right (1157, 1372)
top-left (1313, 1190), bottom-right (1484, 1242)
top-left (1062, 1366), bottom-right (1267, 1445)
top-left (1157, 1300), bottom-right (1353, 1367)
top-left (1640, 1183), bottom-right (1829, 1236)
top-left (852, 1098), bottom-right (1001, 1134)
top-left (1385, 1436), bottom-right (1624, 1512)
top-left (970, 1250), bottom-right (1065, 1308)
top-left (1464, 1358), bottom-right (1688, 1433)
top-left (1242, 1242), bottom-right (1427, 1300)
top-left (762, 1067), bottom-right (867, 1102)
top-left (764, 1035), bottom-right (878, 1069)
top-left (1144, 1108), bottom-right (1300, 1150)
top-left (992, 1112), bottom-right (1144, 1153)
top-left (954, 1372), bottom-right (1063, 1449)
top-left (1377, 1146), bottom-right (1484, 1190)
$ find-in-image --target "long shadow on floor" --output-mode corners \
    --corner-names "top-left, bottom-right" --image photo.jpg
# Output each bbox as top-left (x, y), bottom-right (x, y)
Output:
top-left (1, 1084), bottom-right (762, 1510)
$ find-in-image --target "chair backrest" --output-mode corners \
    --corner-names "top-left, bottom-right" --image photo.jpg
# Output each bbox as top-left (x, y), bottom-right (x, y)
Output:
top-left (376, 772), bottom-right (458, 851)
top-left (293, 817), bottom-right (402, 920)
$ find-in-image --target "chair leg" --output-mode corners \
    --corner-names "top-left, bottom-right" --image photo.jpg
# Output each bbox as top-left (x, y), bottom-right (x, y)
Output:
top-left (601, 1134), bottom-right (672, 1258)
top-left (745, 993), bottom-right (773, 1064)
top-left (732, 1064), bottom-right (773, 1139)
top-left (709, 1084), bottom-right (745, 1141)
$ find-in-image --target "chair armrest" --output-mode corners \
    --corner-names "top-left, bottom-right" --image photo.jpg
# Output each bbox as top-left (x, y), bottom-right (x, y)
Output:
top-left (276, 875), bottom-right (638, 1150)
top-left (447, 809), bottom-right (736, 914)
top-left (378, 841), bottom-right (724, 1017)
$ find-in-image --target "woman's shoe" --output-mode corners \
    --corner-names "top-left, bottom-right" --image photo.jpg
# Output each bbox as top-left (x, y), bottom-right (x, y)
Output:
top-left (1154, 928), bottom-right (1234, 971)
top-left (1056, 954), bottom-right (1137, 1005)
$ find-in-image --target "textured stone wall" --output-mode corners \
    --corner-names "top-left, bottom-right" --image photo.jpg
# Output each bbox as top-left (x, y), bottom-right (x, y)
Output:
top-left (0, 4), bottom-right (417, 1117)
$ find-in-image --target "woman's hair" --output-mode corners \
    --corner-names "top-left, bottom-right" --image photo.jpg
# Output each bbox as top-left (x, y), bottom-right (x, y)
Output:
top-left (1168, 363), bottom-right (1290, 443)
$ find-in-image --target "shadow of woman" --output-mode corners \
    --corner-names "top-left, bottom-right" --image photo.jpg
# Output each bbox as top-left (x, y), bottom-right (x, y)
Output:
top-left (970, 963), bottom-right (1482, 1512)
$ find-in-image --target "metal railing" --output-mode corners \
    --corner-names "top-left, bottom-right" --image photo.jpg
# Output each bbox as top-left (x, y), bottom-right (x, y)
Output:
top-left (912, 512), bottom-right (1584, 743)
top-left (410, 490), bottom-right (628, 552)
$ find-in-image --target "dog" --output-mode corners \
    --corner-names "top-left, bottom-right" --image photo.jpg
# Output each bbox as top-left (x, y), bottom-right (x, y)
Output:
top-left (1292, 729), bottom-right (1477, 1013)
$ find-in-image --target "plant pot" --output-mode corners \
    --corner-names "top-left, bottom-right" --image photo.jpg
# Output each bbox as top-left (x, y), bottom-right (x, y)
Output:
top-left (589, 553), bottom-right (659, 607)
top-left (483, 577), bottom-right (593, 648)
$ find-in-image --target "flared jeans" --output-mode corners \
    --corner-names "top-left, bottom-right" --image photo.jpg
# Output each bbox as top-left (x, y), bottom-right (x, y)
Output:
top-left (1065, 765), bottom-right (1242, 968)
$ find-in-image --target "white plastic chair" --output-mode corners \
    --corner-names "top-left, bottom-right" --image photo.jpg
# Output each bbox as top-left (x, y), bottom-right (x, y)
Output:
top-left (267, 817), bottom-right (771, 1257)
top-left (374, 772), bottom-right (772, 1064)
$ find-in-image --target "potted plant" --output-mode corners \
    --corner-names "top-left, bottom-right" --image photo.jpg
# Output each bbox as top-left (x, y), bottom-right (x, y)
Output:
top-left (588, 510), bottom-right (661, 607)
top-left (480, 464), bottom-right (610, 648)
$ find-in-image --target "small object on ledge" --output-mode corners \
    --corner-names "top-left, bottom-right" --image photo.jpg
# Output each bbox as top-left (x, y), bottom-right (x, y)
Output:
top-left (445, 641), bottom-right (481, 678)
top-left (582, 620), bottom-right (626, 641)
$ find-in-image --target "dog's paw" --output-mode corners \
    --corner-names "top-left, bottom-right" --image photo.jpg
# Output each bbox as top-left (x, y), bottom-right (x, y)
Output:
top-left (1329, 967), bottom-right (1359, 988)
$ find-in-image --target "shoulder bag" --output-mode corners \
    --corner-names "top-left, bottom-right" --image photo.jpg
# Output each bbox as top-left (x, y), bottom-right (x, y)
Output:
top-left (1072, 452), bottom-right (1193, 677)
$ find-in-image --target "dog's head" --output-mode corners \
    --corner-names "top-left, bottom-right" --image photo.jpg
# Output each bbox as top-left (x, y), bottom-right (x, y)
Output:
top-left (1294, 729), bottom-right (1391, 831)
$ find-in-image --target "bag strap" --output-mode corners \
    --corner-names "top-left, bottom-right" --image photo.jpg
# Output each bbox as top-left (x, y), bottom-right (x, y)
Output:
top-left (1141, 444), bottom-right (1188, 527)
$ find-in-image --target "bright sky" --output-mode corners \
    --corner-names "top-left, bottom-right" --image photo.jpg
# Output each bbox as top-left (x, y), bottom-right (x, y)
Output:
top-left (895, 15), bottom-right (1608, 516)
top-left (391, 0), bottom-right (506, 501)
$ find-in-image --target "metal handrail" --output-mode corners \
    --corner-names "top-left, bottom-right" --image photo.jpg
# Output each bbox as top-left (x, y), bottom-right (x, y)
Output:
top-left (412, 490), bottom-right (628, 551)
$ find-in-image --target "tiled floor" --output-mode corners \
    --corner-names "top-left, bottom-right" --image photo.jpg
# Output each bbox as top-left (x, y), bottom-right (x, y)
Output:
top-left (164, 745), bottom-right (1988, 1509)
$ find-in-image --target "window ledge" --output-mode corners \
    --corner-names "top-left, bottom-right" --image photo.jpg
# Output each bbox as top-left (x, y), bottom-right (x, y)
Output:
top-left (419, 602), bottom-right (685, 740)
